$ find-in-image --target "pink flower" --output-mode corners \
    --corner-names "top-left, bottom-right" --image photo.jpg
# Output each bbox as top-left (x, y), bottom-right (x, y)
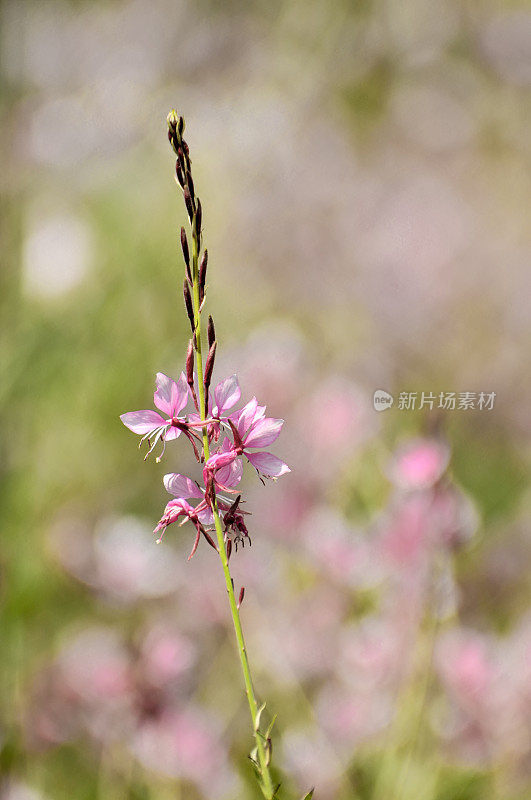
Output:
top-left (189, 374), bottom-right (242, 441)
top-left (387, 438), bottom-right (450, 490)
top-left (213, 397), bottom-right (290, 480)
top-left (120, 372), bottom-right (203, 461)
top-left (155, 468), bottom-right (243, 556)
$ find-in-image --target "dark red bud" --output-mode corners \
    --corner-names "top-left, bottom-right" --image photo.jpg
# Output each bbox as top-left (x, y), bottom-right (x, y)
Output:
top-left (226, 539), bottom-right (232, 561)
top-left (194, 199), bottom-right (202, 241)
top-left (183, 185), bottom-right (194, 222)
top-left (207, 315), bottom-right (215, 349)
top-left (175, 160), bottom-right (184, 188)
top-left (204, 341), bottom-right (217, 395)
top-left (180, 227), bottom-right (190, 266)
top-left (186, 171), bottom-right (195, 203)
top-left (199, 249), bottom-right (208, 302)
top-left (183, 280), bottom-right (195, 332)
top-left (186, 339), bottom-right (194, 383)
top-left (238, 587), bottom-right (245, 608)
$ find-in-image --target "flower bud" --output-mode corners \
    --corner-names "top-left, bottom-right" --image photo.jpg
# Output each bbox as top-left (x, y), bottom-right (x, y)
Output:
top-left (175, 160), bottom-right (184, 188)
top-left (204, 341), bottom-right (217, 395)
top-left (199, 249), bottom-right (208, 302)
top-left (183, 280), bottom-right (195, 332)
top-left (183, 186), bottom-right (194, 222)
top-left (207, 315), bottom-right (215, 349)
top-left (186, 171), bottom-right (195, 203)
top-left (238, 587), bottom-right (245, 608)
top-left (180, 227), bottom-right (192, 283)
top-left (194, 199), bottom-right (202, 242)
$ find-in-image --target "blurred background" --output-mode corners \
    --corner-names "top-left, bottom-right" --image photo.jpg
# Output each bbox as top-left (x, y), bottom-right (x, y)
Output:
top-left (1, 1), bottom-right (530, 798)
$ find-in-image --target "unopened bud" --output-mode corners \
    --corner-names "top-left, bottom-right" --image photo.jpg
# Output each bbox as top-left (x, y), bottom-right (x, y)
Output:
top-left (207, 315), bottom-right (215, 349)
top-left (167, 109), bottom-right (178, 131)
top-left (175, 160), bottom-right (184, 188)
top-left (238, 587), bottom-right (245, 609)
top-left (226, 539), bottom-right (232, 561)
top-left (204, 341), bottom-right (217, 395)
top-left (183, 280), bottom-right (195, 332)
top-left (194, 199), bottom-right (202, 241)
top-left (199, 249), bottom-right (208, 303)
top-left (183, 186), bottom-right (194, 222)
top-left (186, 339), bottom-right (194, 382)
top-left (186, 171), bottom-right (195, 203)
top-left (180, 227), bottom-right (192, 282)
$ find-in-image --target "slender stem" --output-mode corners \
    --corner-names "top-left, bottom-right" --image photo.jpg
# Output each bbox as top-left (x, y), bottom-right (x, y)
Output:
top-left (190, 225), bottom-right (275, 799)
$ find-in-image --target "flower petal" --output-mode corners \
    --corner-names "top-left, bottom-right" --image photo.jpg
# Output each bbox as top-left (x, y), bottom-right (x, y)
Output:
top-left (214, 375), bottom-right (241, 415)
top-left (231, 397), bottom-right (259, 437)
top-left (120, 410), bottom-right (166, 435)
top-left (153, 373), bottom-right (176, 416)
top-left (246, 451), bottom-right (290, 478)
top-left (171, 372), bottom-right (189, 416)
top-left (164, 473), bottom-right (203, 499)
top-left (244, 417), bottom-right (284, 448)
top-left (163, 426), bottom-right (180, 441)
top-left (216, 457), bottom-right (243, 489)
top-left (197, 506), bottom-right (214, 525)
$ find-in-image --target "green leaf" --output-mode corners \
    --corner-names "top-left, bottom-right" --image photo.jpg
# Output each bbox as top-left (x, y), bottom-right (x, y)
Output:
top-left (301, 790), bottom-right (315, 800)
top-left (255, 702), bottom-right (266, 732)
top-left (265, 713), bottom-right (278, 740)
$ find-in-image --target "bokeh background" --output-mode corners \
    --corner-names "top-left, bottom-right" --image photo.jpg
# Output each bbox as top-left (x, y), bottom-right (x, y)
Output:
top-left (1, 1), bottom-right (531, 798)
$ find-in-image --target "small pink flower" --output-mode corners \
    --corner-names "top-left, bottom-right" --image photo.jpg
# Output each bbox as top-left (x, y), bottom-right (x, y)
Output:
top-left (225, 397), bottom-right (291, 479)
top-left (155, 467), bottom-right (244, 556)
top-left (189, 374), bottom-right (242, 441)
top-left (387, 438), bottom-right (450, 491)
top-left (120, 372), bottom-right (204, 461)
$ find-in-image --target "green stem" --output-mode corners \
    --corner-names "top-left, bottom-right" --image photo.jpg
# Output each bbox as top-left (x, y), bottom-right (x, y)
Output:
top-left (190, 226), bottom-right (275, 800)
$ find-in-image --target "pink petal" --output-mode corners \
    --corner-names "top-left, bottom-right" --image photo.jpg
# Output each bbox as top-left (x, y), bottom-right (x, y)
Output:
top-left (232, 397), bottom-right (259, 437)
top-left (164, 474), bottom-right (203, 499)
top-left (216, 457), bottom-right (243, 489)
top-left (214, 375), bottom-right (241, 415)
top-left (163, 426), bottom-right (180, 441)
top-left (120, 410), bottom-right (166, 434)
top-left (170, 372), bottom-right (189, 416)
top-left (246, 451), bottom-right (290, 478)
top-left (154, 373), bottom-right (176, 416)
top-left (197, 506), bottom-right (214, 525)
top-left (244, 417), bottom-right (284, 448)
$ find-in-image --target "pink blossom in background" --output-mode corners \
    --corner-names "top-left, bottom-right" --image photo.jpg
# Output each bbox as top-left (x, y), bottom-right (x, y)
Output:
top-left (317, 682), bottom-right (392, 750)
top-left (139, 624), bottom-right (196, 687)
top-left (49, 514), bottom-right (183, 603)
top-left (131, 707), bottom-right (238, 798)
top-left (387, 437), bottom-right (450, 490)
top-left (300, 377), bottom-right (377, 474)
top-left (282, 728), bottom-right (344, 800)
top-left (435, 629), bottom-right (493, 711)
top-left (303, 506), bottom-right (382, 589)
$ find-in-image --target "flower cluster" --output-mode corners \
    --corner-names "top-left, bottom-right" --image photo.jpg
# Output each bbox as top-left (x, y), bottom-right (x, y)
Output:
top-left (121, 371), bottom-right (289, 558)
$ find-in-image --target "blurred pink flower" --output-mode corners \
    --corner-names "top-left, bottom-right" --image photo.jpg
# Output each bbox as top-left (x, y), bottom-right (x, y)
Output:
top-left (139, 624), bottom-right (196, 688)
top-left (435, 629), bottom-right (493, 710)
top-left (387, 438), bottom-right (450, 490)
top-left (131, 707), bottom-right (237, 797)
